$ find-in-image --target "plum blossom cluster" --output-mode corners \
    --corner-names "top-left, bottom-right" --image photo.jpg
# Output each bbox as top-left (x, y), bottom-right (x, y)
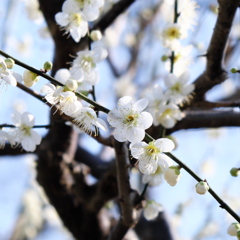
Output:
top-left (145, 71), bottom-right (194, 129)
top-left (0, 112), bottom-right (41, 152)
top-left (40, 47), bottom-right (108, 135)
top-left (55, 0), bottom-right (104, 42)
top-left (160, 0), bottom-right (198, 76)
top-left (107, 96), bottom-right (180, 188)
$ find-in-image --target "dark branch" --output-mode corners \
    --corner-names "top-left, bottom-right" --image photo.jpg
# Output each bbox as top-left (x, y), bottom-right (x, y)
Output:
top-left (92, 0), bottom-right (136, 32)
top-left (168, 110), bottom-right (240, 133)
top-left (193, 0), bottom-right (240, 100)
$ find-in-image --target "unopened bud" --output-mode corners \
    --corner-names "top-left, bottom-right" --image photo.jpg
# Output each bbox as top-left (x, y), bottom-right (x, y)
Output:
top-left (227, 223), bottom-right (240, 236)
top-left (161, 55), bottom-right (168, 62)
top-left (164, 165), bottom-right (181, 186)
top-left (90, 30), bottom-right (102, 41)
top-left (65, 79), bottom-right (78, 91)
top-left (23, 70), bottom-right (39, 87)
top-left (230, 68), bottom-right (238, 73)
top-left (230, 167), bottom-right (240, 177)
top-left (5, 58), bottom-right (15, 69)
top-left (43, 61), bottom-right (53, 72)
top-left (195, 181), bottom-right (209, 195)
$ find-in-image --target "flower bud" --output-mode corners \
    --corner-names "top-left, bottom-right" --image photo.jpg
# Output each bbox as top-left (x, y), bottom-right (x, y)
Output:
top-left (23, 70), bottom-right (39, 87)
top-left (43, 61), bottom-right (53, 72)
top-left (143, 200), bottom-right (163, 221)
top-left (230, 68), bottom-right (238, 73)
top-left (164, 165), bottom-right (181, 186)
top-left (161, 55), bottom-right (168, 62)
top-left (65, 79), bottom-right (78, 91)
top-left (227, 223), bottom-right (240, 236)
top-left (195, 181), bottom-right (209, 195)
top-left (5, 58), bottom-right (15, 69)
top-left (230, 167), bottom-right (240, 177)
top-left (90, 30), bottom-right (102, 41)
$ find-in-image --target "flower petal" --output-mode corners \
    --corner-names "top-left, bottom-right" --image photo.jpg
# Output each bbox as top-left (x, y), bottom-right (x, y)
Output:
top-left (158, 154), bottom-right (173, 171)
top-left (113, 129), bottom-right (127, 142)
top-left (133, 98), bottom-right (148, 112)
top-left (54, 69), bottom-right (71, 84)
top-left (155, 138), bottom-right (175, 152)
top-left (130, 142), bottom-right (146, 159)
top-left (139, 158), bottom-right (158, 175)
top-left (138, 112), bottom-right (153, 129)
top-left (22, 112), bottom-right (35, 127)
top-left (126, 127), bottom-right (145, 143)
top-left (95, 118), bottom-right (108, 131)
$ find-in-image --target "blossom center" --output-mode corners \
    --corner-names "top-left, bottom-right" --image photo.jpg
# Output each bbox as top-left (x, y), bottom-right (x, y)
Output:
top-left (125, 114), bottom-right (138, 125)
top-left (162, 108), bottom-right (172, 117)
top-left (145, 142), bottom-right (160, 156)
top-left (20, 124), bottom-right (32, 136)
top-left (171, 82), bottom-right (181, 93)
top-left (81, 56), bottom-right (96, 71)
top-left (70, 13), bottom-right (82, 25)
top-left (165, 27), bottom-right (181, 40)
top-left (173, 53), bottom-right (181, 63)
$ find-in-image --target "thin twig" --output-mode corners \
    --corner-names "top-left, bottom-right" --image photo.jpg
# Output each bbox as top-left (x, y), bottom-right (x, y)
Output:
top-left (0, 50), bottom-right (110, 114)
top-left (144, 132), bottom-right (240, 223)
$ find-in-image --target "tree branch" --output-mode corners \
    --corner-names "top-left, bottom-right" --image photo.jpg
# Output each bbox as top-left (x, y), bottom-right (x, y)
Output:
top-left (193, 0), bottom-right (240, 100)
top-left (167, 110), bottom-right (240, 133)
top-left (108, 138), bottom-right (136, 240)
top-left (92, 0), bottom-right (136, 32)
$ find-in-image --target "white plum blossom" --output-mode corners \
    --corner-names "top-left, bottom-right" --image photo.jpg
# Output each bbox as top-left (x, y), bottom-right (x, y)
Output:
top-left (71, 47), bottom-right (108, 85)
top-left (156, 103), bottom-right (182, 128)
top-left (0, 57), bottom-right (18, 87)
top-left (59, 91), bottom-right (82, 115)
top-left (161, 23), bottom-right (187, 51)
top-left (64, 0), bottom-right (104, 21)
top-left (54, 68), bottom-right (91, 92)
top-left (145, 85), bottom-right (167, 126)
top-left (142, 164), bottom-right (165, 186)
top-left (0, 130), bottom-right (15, 149)
top-left (130, 138), bottom-right (174, 175)
top-left (40, 83), bottom-right (64, 105)
top-left (164, 165), bottom-right (181, 186)
top-left (195, 181), bottom-right (209, 195)
top-left (55, 1), bottom-right (89, 42)
top-left (73, 107), bottom-right (108, 135)
top-left (22, 0), bottom-right (44, 24)
top-left (54, 68), bottom-right (72, 85)
top-left (9, 112), bottom-right (42, 152)
top-left (143, 200), bottom-right (163, 221)
top-left (164, 72), bottom-right (194, 104)
top-left (178, 0), bottom-right (198, 32)
top-left (107, 96), bottom-right (153, 143)
top-left (227, 223), bottom-right (240, 236)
